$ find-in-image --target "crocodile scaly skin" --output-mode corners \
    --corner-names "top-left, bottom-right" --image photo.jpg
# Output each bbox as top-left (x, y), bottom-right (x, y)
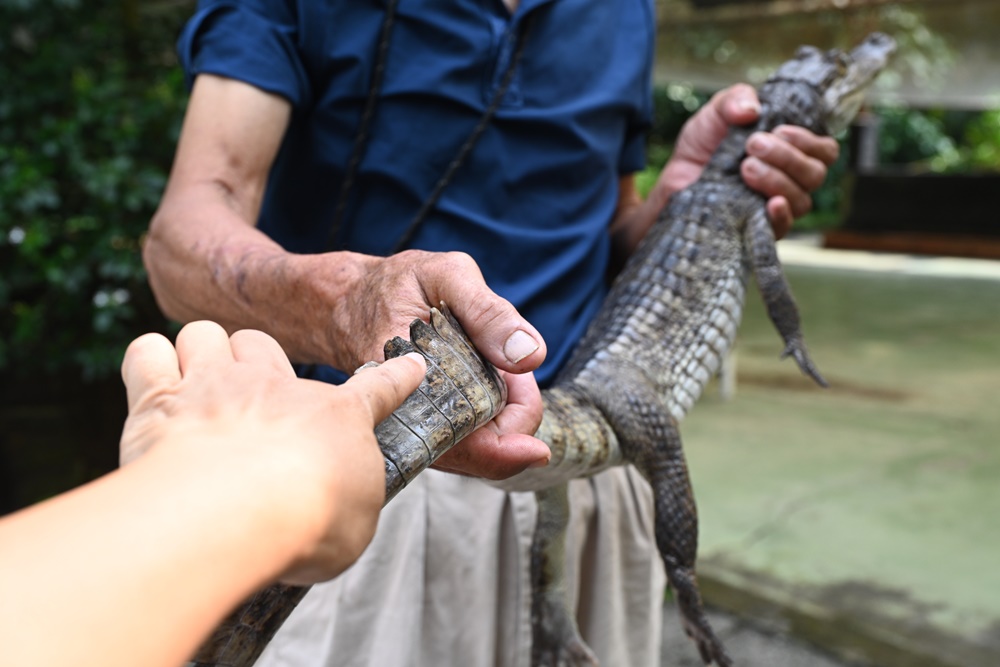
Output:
top-left (192, 33), bottom-right (896, 667)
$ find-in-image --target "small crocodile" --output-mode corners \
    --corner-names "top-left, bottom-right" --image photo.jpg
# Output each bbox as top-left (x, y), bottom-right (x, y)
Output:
top-left (191, 33), bottom-right (896, 667)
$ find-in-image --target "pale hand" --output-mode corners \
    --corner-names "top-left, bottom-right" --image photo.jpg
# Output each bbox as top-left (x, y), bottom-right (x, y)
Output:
top-left (119, 321), bottom-right (426, 584)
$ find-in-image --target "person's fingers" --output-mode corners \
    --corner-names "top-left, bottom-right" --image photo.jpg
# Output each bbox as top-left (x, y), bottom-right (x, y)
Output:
top-left (344, 352), bottom-right (427, 424)
top-left (745, 131), bottom-right (828, 194)
top-left (432, 371), bottom-right (549, 479)
top-left (741, 156), bottom-right (813, 219)
top-left (765, 197), bottom-right (795, 240)
top-left (174, 320), bottom-right (236, 377)
top-left (432, 430), bottom-right (550, 480)
top-left (422, 252), bottom-right (547, 374)
top-left (488, 371), bottom-right (545, 442)
top-left (713, 83), bottom-right (761, 127)
top-left (230, 329), bottom-right (296, 377)
top-left (120, 333), bottom-right (181, 412)
top-left (773, 125), bottom-right (840, 167)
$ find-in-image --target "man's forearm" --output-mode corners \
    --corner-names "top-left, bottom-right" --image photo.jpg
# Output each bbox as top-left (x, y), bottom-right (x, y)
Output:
top-left (140, 73), bottom-right (377, 369)
top-left (144, 184), bottom-right (369, 369)
top-left (608, 174), bottom-right (671, 274)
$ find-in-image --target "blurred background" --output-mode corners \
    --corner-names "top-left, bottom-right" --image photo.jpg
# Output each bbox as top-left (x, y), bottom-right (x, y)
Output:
top-left (1, 1), bottom-right (997, 665)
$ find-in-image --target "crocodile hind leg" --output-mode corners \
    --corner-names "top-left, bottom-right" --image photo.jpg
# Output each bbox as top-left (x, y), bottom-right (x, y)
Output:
top-left (630, 414), bottom-right (732, 667)
top-left (531, 484), bottom-right (599, 667)
top-left (581, 368), bottom-right (731, 667)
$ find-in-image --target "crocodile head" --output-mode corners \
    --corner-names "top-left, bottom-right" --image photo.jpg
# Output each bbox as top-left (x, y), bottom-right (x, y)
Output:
top-left (767, 32), bottom-right (897, 135)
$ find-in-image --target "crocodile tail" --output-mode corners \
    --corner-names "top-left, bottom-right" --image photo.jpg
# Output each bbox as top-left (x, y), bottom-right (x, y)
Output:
top-left (490, 384), bottom-right (622, 493)
top-left (191, 584), bottom-right (309, 667)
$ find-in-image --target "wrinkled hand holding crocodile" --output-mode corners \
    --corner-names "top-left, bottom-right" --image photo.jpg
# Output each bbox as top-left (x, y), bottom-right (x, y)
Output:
top-left (190, 33), bottom-right (896, 667)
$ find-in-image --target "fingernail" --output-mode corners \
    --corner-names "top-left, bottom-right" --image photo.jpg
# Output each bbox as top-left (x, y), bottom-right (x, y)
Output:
top-left (744, 157), bottom-right (766, 178)
top-left (739, 99), bottom-right (761, 116)
top-left (403, 352), bottom-right (427, 368)
top-left (528, 456), bottom-right (550, 469)
top-left (504, 330), bottom-right (539, 364)
top-left (748, 134), bottom-right (771, 156)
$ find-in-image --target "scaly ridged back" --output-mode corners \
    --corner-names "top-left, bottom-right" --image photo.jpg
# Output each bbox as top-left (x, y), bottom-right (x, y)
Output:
top-left (563, 179), bottom-right (752, 423)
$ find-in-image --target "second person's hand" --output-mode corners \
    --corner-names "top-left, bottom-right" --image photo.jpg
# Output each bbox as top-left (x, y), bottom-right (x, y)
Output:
top-left (119, 320), bottom-right (427, 584)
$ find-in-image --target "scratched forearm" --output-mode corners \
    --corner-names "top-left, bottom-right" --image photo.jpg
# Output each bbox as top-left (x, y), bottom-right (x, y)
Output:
top-left (144, 185), bottom-right (370, 369)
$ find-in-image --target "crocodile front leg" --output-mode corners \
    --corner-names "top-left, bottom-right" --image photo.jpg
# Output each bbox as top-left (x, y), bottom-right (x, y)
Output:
top-left (531, 484), bottom-right (599, 667)
top-left (744, 207), bottom-right (827, 388)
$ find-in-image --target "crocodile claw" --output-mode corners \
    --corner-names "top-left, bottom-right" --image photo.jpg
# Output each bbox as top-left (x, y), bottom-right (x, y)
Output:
top-left (679, 604), bottom-right (733, 667)
top-left (532, 637), bottom-right (600, 667)
top-left (669, 564), bottom-right (733, 667)
top-left (781, 337), bottom-right (828, 388)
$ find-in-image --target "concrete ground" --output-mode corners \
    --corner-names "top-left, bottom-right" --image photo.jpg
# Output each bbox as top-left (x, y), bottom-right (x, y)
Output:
top-left (662, 605), bottom-right (864, 667)
top-left (660, 237), bottom-right (1000, 667)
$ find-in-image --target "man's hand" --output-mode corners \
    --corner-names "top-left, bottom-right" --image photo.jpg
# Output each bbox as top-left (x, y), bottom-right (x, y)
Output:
top-left (612, 83), bottom-right (840, 256)
top-left (119, 321), bottom-right (426, 584)
top-left (660, 83), bottom-right (839, 236)
top-left (313, 249), bottom-right (552, 478)
top-left (433, 369), bottom-right (548, 479)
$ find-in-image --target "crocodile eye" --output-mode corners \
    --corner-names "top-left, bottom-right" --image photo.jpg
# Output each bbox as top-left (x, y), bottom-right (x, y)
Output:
top-left (827, 49), bottom-right (850, 75)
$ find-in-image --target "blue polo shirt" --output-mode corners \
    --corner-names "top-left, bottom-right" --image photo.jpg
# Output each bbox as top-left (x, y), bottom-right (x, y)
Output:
top-left (179, 0), bottom-right (654, 385)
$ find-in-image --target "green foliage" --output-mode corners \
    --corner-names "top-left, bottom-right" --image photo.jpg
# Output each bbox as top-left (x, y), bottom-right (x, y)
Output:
top-left (0, 0), bottom-right (190, 380)
top-left (962, 110), bottom-right (1000, 171)
top-left (649, 83), bottom-right (710, 146)
top-left (637, 85), bottom-right (708, 198)
top-left (876, 106), bottom-right (962, 170)
top-left (870, 106), bottom-right (1000, 174)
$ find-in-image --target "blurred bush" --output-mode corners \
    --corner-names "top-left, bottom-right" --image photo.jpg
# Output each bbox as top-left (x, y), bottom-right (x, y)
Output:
top-left (0, 0), bottom-right (191, 381)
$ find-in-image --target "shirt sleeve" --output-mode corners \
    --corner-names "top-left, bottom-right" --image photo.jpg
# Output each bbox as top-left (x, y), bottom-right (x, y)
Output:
top-left (177, 0), bottom-right (312, 109)
top-left (618, 0), bottom-right (655, 175)
top-left (618, 67), bottom-right (653, 174)
top-left (618, 123), bottom-right (649, 175)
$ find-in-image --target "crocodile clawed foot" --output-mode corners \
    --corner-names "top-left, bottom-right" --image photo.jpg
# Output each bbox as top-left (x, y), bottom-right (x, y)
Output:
top-left (531, 579), bottom-right (599, 667)
top-left (780, 337), bottom-right (828, 388)
top-left (532, 631), bottom-right (600, 667)
top-left (532, 639), bottom-right (600, 667)
top-left (680, 614), bottom-right (733, 667)
top-left (669, 566), bottom-right (732, 667)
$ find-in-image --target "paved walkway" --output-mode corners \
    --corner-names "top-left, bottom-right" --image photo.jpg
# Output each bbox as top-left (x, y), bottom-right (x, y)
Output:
top-left (662, 606), bottom-right (861, 667)
top-left (662, 237), bottom-right (1000, 667)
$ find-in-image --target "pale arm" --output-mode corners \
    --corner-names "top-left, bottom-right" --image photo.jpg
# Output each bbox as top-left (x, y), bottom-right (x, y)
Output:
top-left (0, 324), bottom-right (425, 667)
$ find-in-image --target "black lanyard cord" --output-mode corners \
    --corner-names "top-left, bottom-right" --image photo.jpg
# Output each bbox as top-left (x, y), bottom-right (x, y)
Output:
top-left (390, 15), bottom-right (534, 255)
top-left (325, 8), bottom-right (535, 255)
top-left (326, 0), bottom-right (401, 252)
